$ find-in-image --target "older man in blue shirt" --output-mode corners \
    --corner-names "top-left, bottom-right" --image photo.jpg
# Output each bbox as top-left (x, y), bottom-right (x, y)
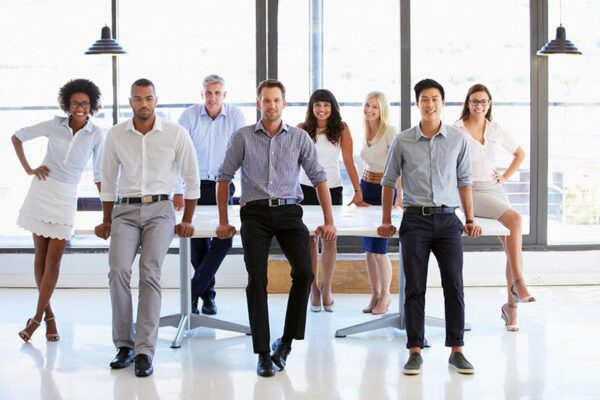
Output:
top-left (378, 79), bottom-right (482, 376)
top-left (215, 79), bottom-right (336, 377)
top-left (177, 74), bottom-right (246, 316)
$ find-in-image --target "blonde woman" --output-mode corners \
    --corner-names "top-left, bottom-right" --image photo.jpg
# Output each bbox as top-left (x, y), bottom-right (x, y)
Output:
top-left (359, 92), bottom-right (400, 314)
top-left (455, 83), bottom-right (534, 332)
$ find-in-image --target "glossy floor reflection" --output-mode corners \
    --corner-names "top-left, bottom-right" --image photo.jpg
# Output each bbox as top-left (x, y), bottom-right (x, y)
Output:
top-left (1, 286), bottom-right (599, 399)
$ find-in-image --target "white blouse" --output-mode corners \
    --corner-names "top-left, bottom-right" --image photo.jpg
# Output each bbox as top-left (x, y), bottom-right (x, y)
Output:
top-left (454, 119), bottom-right (519, 183)
top-left (15, 116), bottom-right (104, 185)
top-left (300, 131), bottom-right (343, 188)
top-left (360, 125), bottom-right (397, 173)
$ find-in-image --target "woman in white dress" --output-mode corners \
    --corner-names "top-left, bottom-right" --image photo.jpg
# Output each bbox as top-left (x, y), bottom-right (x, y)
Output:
top-left (359, 91), bottom-right (401, 315)
top-left (298, 89), bottom-right (368, 312)
top-left (13, 79), bottom-right (104, 342)
top-left (455, 83), bottom-right (534, 332)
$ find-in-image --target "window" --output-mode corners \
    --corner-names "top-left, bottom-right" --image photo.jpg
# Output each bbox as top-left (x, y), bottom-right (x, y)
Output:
top-left (547, 0), bottom-right (600, 244)
top-left (411, 0), bottom-right (532, 224)
top-left (0, 0), bottom-right (108, 237)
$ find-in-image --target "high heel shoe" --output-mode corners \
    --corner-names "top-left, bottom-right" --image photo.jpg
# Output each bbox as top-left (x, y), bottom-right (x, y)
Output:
top-left (510, 279), bottom-right (536, 303)
top-left (44, 317), bottom-right (60, 342)
top-left (362, 297), bottom-right (379, 313)
top-left (18, 318), bottom-right (41, 342)
top-left (321, 286), bottom-right (334, 312)
top-left (309, 292), bottom-right (322, 312)
top-left (371, 297), bottom-right (391, 315)
top-left (501, 303), bottom-right (519, 332)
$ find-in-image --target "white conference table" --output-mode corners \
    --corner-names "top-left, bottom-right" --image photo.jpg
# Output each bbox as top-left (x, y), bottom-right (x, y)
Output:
top-left (76, 205), bottom-right (507, 348)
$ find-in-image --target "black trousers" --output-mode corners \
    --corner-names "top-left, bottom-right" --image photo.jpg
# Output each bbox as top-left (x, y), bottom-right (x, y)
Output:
top-left (399, 212), bottom-right (465, 349)
top-left (190, 180), bottom-right (235, 303)
top-left (240, 204), bottom-right (313, 353)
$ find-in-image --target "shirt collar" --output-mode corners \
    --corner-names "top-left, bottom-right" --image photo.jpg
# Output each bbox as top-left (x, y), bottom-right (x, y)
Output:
top-left (59, 115), bottom-right (94, 133)
top-left (126, 115), bottom-right (163, 134)
top-left (200, 103), bottom-right (227, 119)
top-left (416, 121), bottom-right (447, 140)
top-left (254, 120), bottom-right (289, 136)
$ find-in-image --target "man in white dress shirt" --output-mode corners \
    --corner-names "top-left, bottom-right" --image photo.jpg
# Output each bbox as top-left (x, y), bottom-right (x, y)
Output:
top-left (95, 78), bottom-right (199, 377)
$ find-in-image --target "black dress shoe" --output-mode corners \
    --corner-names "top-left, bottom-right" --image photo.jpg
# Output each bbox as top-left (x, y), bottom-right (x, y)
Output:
top-left (191, 300), bottom-right (200, 315)
top-left (201, 299), bottom-right (217, 315)
top-left (270, 338), bottom-right (292, 370)
top-left (109, 347), bottom-right (135, 369)
top-left (134, 354), bottom-right (154, 377)
top-left (257, 352), bottom-right (275, 377)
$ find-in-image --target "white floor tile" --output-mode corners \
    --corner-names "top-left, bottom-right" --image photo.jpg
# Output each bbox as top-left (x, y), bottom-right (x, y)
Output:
top-left (1, 286), bottom-right (600, 399)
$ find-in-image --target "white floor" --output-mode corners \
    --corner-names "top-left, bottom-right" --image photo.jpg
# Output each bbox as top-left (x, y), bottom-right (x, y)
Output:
top-left (1, 286), bottom-right (600, 400)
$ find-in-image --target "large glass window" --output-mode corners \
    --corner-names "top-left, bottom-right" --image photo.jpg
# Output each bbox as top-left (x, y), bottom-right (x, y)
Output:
top-left (411, 0), bottom-right (531, 223)
top-left (119, 0), bottom-right (256, 123)
top-left (0, 0), bottom-right (109, 237)
top-left (547, 0), bottom-right (600, 244)
top-left (279, 0), bottom-right (400, 198)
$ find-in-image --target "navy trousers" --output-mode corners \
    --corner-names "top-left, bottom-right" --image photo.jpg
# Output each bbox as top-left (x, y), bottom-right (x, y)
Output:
top-left (190, 180), bottom-right (235, 304)
top-left (399, 212), bottom-right (465, 349)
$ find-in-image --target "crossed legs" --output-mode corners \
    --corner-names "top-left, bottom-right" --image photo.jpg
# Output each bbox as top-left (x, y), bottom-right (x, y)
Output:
top-left (19, 234), bottom-right (67, 341)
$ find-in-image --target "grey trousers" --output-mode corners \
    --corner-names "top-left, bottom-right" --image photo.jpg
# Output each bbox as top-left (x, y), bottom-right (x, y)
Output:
top-left (108, 201), bottom-right (175, 358)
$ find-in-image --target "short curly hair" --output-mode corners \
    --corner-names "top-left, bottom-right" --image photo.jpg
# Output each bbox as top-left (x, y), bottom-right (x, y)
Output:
top-left (58, 79), bottom-right (102, 115)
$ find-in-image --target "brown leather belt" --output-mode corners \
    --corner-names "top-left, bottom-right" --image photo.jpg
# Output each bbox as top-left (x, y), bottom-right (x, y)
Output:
top-left (362, 170), bottom-right (384, 184)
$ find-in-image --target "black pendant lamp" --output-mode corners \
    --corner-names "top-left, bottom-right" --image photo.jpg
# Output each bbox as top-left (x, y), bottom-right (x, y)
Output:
top-left (85, 26), bottom-right (126, 55)
top-left (537, 0), bottom-right (581, 56)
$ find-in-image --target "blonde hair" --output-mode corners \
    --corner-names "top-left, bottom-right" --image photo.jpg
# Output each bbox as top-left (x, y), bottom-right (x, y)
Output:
top-left (363, 91), bottom-right (390, 143)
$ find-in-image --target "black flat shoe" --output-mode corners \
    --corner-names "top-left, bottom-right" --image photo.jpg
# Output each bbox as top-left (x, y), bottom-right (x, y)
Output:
top-left (257, 353), bottom-right (275, 377)
top-left (201, 299), bottom-right (217, 315)
top-left (109, 347), bottom-right (135, 369)
top-left (134, 354), bottom-right (154, 377)
top-left (191, 300), bottom-right (200, 315)
top-left (270, 338), bottom-right (292, 371)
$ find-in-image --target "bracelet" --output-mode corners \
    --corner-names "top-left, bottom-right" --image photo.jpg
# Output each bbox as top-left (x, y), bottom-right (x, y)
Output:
top-left (465, 219), bottom-right (474, 224)
top-left (354, 189), bottom-right (361, 193)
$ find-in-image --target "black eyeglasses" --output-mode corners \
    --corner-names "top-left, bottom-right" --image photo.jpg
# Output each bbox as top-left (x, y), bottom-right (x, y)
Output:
top-left (70, 101), bottom-right (91, 109)
top-left (469, 99), bottom-right (490, 106)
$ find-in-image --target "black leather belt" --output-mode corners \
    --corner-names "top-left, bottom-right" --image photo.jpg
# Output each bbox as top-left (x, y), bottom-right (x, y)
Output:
top-left (404, 206), bottom-right (457, 216)
top-left (120, 194), bottom-right (170, 204)
top-left (246, 198), bottom-right (298, 207)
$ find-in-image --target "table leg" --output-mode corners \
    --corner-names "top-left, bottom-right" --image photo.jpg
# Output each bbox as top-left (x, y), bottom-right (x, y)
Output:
top-left (159, 237), bottom-right (251, 349)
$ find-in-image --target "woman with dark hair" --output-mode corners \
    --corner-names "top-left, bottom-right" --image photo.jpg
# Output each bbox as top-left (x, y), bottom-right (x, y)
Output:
top-left (455, 83), bottom-right (533, 332)
top-left (13, 79), bottom-right (104, 342)
top-left (298, 89), bottom-right (367, 312)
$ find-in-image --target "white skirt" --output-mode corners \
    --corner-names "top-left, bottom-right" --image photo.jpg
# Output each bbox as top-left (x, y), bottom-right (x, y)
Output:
top-left (472, 181), bottom-right (512, 220)
top-left (16, 177), bottom-right (78, 240)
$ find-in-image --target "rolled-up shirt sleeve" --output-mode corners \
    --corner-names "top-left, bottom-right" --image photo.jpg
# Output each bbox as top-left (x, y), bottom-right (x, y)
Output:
top-left (175, 127), bottom-right (200, 200)
top-left (92, 130), bottom-right (105, 183)
top-left (100, 129), bottom-right (120, 202)
top-left (456, 135), bottom-right (472, 188)
top-left (382, 136), bottom-right (402, 188)
top-left (217, 129), bottom-right (244, 183)
top-left (299, 131), bottom-right (326, 186)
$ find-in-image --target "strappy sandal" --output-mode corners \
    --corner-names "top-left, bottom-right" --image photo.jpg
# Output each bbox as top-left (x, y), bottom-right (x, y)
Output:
top-left (501, 303), bottom-right (519, 332)
top-left (18, 318), bottom-right (41, 342)
top-left (44, 317), bottom-right (60, 342)
top-left (510, 279), bottom-right (536, 303)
